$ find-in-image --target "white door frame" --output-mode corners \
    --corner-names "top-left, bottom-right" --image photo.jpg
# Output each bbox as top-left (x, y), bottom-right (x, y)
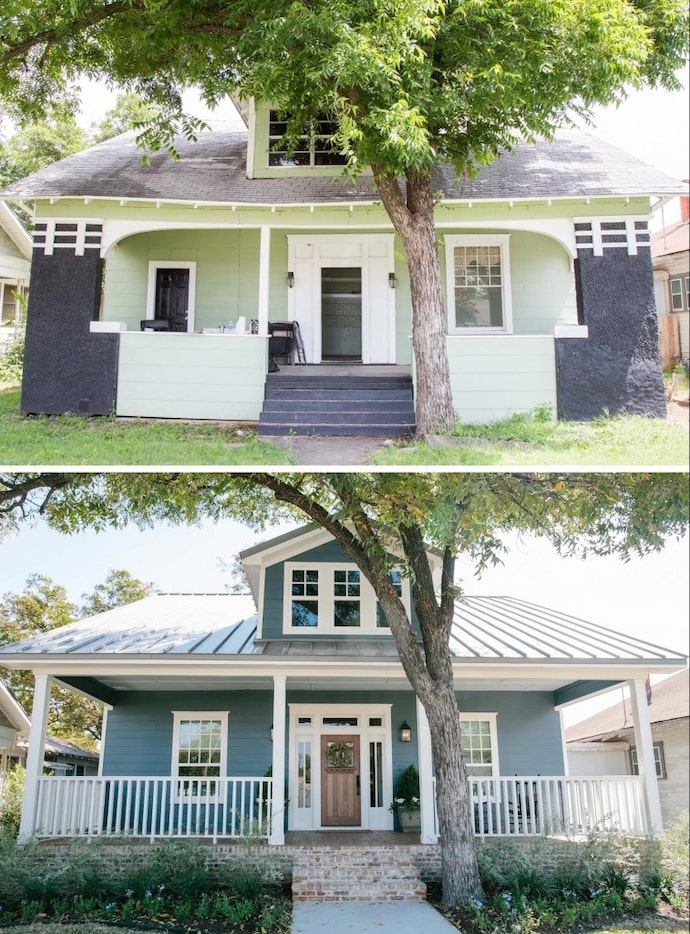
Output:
top-left (288, 702), bottom-right (394, 831)
top-left (287, 234), bottom-right (396, 364)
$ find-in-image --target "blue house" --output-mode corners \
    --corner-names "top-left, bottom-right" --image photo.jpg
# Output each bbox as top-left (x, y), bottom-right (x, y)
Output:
top-left (1, 526), bottom-right (685, 847)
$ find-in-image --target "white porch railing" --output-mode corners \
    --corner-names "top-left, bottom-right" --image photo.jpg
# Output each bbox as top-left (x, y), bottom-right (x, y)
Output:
top-left (33, 776), bottom-right (273, 843)
top-left (432, 775), bottom-right (648, 838)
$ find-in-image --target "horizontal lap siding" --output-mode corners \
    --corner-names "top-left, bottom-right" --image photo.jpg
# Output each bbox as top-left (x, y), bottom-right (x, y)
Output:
top-left (102, 692), bottom-right (274, 777)
top-left (116, 332), bottom-right (267, 419)
top-left (446, 335), bottom-right (557, 423)
top-left (456, 691), bottom-right (564, 775)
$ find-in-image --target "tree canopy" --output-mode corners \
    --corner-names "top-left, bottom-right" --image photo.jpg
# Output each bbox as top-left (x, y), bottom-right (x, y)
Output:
top-left (1, 1), bottom-right (686, 432)
top-left (0, 568), bottom-right (157, 748)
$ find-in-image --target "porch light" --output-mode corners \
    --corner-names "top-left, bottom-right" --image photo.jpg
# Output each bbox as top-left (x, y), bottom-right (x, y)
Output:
top-left (399, 721), bottom-right (412, 742)
top-left (269, 724), bottom-right (274, 742)
top-left (286, 271), bottom-right (295, 288)
top-left (388, 272), bottom-right (397, 289)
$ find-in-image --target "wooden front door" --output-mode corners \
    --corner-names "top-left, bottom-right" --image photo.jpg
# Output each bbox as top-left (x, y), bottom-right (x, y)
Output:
top-left (155, 268), bottom-right (189, 331)
top-left (321, 735), bottom-right (361, 827)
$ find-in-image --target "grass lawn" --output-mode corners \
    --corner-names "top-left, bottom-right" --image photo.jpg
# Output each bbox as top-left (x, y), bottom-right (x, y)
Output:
top-left (0, 387), bottom-right (295, 466)
top-left (372, 407), bottom-right (689, 467)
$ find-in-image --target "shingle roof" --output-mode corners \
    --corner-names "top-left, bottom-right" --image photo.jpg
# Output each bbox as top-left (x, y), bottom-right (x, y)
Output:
top-left (0, 127), bottom-right (684, 205)
top-left (652, 218), bottom-right (690, 258)
top-left (565, 667), bottom-right (689, 742)
top-left (0, 593), bottom-right (684, 665)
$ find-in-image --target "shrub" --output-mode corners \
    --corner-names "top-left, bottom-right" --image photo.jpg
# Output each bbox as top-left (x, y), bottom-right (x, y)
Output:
top-left (0, 326), bottom-right (25, 384)
top-left (0, 765), bottom-right (25, 835)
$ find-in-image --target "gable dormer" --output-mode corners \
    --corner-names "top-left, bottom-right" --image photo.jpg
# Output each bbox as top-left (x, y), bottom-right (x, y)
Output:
top-left (241, 525), bottom-right (438, 641)
top-left (246, 99), bottom-right (367, 180)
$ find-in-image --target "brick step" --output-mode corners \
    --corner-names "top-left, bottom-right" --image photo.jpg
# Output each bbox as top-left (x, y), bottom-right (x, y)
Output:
top-left (292, 846), bottom-right (427, 903)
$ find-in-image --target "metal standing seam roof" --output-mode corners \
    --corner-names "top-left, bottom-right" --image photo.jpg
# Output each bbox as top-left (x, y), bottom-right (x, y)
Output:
top-left (0, 126), bottom-right (684, 205)
top-left (0, 593), bottom-right (684, 665)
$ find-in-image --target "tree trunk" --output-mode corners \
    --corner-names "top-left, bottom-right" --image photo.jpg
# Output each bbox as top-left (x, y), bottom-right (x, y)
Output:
top-left (374, 167), bottom-right (455, 436)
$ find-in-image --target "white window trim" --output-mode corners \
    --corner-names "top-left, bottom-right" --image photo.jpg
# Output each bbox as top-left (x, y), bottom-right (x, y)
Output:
top-left (145, 261), bottom-right (197, 331)
top-left (171, 710), bottom-right (229, 801)
top-left (459, 712), bottom-right (500, 777)
top-left (288, 702), bottom-right (394, 831)
top-left (444, 234), bottom-right (513, 335)
top-left (283, 561), bottom-right (410, 634)
top-left (670, 277), bottom-right (685, 312)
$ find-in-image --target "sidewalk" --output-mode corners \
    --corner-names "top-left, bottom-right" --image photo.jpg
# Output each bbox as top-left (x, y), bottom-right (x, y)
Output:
top-left (292, 900), bottom-right (458, 933)
top-left (268, 434), bottom-right (403, 466)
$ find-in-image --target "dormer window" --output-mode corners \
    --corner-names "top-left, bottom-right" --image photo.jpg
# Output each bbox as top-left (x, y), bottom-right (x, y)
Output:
top-left (284, 563), bottom-right (408, 633)
top-left (268, 111), bottom-right (348, 168)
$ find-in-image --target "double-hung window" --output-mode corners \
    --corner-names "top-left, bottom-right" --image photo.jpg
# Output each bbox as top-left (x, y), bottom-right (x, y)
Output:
top-left (630, 742), bottom-right (667, 779)
top-left (172, 712), bottom-right (228, 800)
top-left (445, 235), bottom-right (512, 333)
top-left (460, 713), bottom-right (499, 803)
top-left (669, 277), bottom-right (687, 312)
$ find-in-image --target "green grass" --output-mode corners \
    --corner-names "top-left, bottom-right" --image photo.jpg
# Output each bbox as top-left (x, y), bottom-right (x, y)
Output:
top-left (0, 387), bottom-right (295, 466)
top-left (373, 409), bottom-right (689, 467)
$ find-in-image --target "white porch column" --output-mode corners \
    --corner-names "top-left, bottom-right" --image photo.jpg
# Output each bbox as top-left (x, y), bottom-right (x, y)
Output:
top-left (257, 225), bottom-right (271, 336)
top-left (416, 698), bottom-right (438, 844)
top-left (269, 675), bottom-right (286, 845)
top-left (628, 678), bottom-right (663, 836)
top-left (19, 673), bottom-right (52, 839)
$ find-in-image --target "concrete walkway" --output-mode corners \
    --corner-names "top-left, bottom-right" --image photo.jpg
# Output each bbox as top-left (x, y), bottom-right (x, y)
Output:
top-left (292, 900), bottom-right (458, 933)
top-left (268, 434), bottom-right (403, 466)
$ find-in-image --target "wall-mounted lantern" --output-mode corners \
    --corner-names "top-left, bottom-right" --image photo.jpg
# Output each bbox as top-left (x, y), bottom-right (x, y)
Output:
top-left (388, 272), bottom-right (397, 289)
top-left (399, 721), bottom-right (412, 742)
top-left (286, 271), bottom-right (295, 288)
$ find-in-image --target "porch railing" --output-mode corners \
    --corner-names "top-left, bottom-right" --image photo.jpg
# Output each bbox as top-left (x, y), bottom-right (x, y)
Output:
top-left (33, 776), bottom-right (273, 842)
top-left (432, 775), bottom-right (648, 838)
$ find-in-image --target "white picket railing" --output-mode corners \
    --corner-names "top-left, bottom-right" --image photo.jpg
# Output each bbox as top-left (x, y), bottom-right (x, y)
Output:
top-left (432, 775), bottom-right (648, 838)
top-left (33, 776), bottom-right (273, 843)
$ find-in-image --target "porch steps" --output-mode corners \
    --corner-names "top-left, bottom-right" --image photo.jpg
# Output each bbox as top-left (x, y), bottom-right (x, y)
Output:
top-left (292, 846), bottom-right (427, 902)
top-left (257, 375), bottom-right (416, 437)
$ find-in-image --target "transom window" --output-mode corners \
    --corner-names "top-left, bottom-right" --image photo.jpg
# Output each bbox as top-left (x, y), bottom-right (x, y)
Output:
top-left (268, 111), bottom-right (347, 168)
top-left (459, 713), bottom-right (499, 778)
top-left (284, 562), bottom-right (409, 633)
top-left (172, 711), bottom-right (228, 799)
top-left (445, 235), bottom-right (512, 333)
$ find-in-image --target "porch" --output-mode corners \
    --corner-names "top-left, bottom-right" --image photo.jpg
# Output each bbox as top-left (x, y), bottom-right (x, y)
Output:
top-left (28, 773), bottom-right (649, 843)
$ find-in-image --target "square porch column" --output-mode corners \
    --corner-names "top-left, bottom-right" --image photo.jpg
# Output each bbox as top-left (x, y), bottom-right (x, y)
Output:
top-left (416, 698), bottom-right (438, 844)
top-left (19, 673), bottom-right (52, 839)
top-left (269, 675), bottom-right (286, 845)
top-left (257, 226), bottom-right (271, 337)
top-left (628, 678), bottom-right (663, 836)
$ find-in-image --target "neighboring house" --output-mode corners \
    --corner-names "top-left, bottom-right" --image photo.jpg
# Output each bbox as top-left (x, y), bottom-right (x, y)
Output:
top-left (0, 105), bottom-right (685, 432)
top-left (0, 525), bottom-right (685, 846)
top-left (1, 675), bottom-right (98, 796)
top-left (0, 201), bottom-right (30, 328)
top-left (652, 186), bottom-right (690, 365)
top-left (0, 677), bottom-right (30, 775)
top-left (566, 668), bottom-right (689, 828)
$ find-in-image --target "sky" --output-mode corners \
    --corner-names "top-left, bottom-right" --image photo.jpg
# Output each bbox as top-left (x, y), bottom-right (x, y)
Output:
top-left (1, 511), bottom-right (687, 726)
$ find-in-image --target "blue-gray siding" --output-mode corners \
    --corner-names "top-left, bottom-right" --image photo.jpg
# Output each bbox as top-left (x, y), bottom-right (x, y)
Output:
top-left (102, 688), bottom-right (563, 779)
top-left (262, 540), bottom-right (421, 640)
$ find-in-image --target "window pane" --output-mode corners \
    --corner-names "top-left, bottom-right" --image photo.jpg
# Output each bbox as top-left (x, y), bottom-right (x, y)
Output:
top-left (292, 599), bottom-right (319, 627)
top-left (334, 600), bottom-right (361, 627)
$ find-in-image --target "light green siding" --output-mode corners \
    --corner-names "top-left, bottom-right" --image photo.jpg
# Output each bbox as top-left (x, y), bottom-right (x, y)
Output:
top-left (116, 332), bottom-right (267, 420)
top-left (103, 229), bottom-right (261, 330)
top-left (444, 335), bottom-right (557, 423)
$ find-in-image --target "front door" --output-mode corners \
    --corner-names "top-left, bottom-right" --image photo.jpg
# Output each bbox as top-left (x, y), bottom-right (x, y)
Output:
top-left (155, 268), bottom-right (189, 332)
top-left (320, 735), bottom-right (361, 827)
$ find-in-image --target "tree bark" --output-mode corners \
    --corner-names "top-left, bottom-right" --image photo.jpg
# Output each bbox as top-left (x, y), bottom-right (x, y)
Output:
top-left (373, 166), bottom-right (455, 436)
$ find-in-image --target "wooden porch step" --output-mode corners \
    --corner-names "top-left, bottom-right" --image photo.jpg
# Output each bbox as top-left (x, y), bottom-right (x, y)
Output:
top-left (258, 374), bottom-right (415, 437)
top-left (292, 846), bottom-right (427, 902)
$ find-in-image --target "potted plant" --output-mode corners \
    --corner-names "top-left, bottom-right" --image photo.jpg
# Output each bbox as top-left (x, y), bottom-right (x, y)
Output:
top-left (390, 764), bottom-right (421, 832)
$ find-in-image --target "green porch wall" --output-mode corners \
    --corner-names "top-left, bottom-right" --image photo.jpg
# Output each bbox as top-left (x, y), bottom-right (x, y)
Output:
top-left (103, 229), bottom-right (261, 331)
